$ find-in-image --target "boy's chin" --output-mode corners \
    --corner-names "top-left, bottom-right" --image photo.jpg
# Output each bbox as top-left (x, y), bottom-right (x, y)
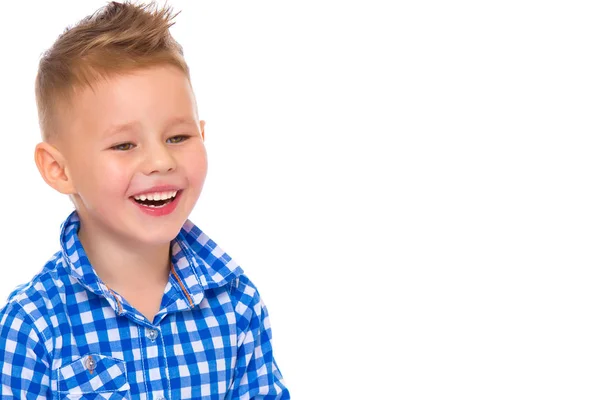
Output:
top-left (133, 224), bottom-right (184, 246)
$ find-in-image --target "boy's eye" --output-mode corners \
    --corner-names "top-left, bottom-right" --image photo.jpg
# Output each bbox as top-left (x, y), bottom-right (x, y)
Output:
top-left (167, 135), bottom-right (190, 144)
top-left (111, 142), bottom-right (135, 151)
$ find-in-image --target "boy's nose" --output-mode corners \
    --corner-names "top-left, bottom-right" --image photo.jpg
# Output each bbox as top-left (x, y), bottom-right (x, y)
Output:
top-left (141, 143), bottom-right (176, 175)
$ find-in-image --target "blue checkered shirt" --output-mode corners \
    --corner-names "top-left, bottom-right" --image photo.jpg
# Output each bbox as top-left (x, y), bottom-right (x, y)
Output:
top-left (0, 211), bottom-right (289, 399)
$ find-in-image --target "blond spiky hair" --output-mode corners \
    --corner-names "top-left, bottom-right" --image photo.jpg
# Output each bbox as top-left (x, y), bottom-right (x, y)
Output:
top-left (35, 1), bottom-right (190, 141)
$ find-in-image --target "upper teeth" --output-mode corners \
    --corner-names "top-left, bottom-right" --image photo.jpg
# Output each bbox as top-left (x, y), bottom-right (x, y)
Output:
top-left (133, 191), bottom-right (177, 201)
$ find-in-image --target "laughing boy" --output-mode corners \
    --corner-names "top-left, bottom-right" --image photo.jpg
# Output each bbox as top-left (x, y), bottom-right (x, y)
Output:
top-left (0, 2), bottom-right (289, 398)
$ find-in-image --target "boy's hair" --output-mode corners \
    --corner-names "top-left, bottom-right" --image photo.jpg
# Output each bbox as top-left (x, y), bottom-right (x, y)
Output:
top-left (35, 1), bottom-right (189, 141)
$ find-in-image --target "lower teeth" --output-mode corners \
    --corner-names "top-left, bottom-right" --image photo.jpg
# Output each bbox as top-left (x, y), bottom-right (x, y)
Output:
top-left (136, 198), bottom-right (175, 208)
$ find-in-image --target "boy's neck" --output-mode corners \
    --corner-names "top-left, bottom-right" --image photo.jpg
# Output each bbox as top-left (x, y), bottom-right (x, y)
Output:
top-left (77, 221), bottom-right (172, 294)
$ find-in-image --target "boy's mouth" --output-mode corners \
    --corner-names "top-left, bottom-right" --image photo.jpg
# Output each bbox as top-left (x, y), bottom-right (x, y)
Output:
top-left (131, 190), bottom-right (179, 208)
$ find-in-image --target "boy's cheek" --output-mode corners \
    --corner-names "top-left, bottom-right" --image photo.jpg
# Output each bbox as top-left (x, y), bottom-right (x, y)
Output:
top-left (187, 146), bottom-right (208, 176)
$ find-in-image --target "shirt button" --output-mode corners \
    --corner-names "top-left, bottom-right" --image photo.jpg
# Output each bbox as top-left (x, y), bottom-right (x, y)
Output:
top-left (146, 328), bottom-right (159, 341)
top-left (85, 356), bottom-right (96, 372)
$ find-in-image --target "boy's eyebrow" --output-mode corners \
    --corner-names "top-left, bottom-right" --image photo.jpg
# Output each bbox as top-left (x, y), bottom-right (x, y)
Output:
top-left (163, 116), bottom-right (198, 131)
top-left (103, 121), bottom-right (141, 138)
top-left (102, 117), bottom-right (198, 138)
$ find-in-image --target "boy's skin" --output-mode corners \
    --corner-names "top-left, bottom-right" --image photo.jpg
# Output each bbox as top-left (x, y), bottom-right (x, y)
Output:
top-left (34, 65), bottom-right (206, 322)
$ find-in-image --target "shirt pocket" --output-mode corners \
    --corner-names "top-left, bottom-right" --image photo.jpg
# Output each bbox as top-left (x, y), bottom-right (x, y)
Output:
top-left (57, 354), bottom-right (130, 399)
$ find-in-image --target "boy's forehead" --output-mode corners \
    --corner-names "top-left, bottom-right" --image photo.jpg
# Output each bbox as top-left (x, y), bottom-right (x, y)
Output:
top-left (63, 67), bottom-right (198, 127)
top-left (78, 66), bottom-right (193, 99)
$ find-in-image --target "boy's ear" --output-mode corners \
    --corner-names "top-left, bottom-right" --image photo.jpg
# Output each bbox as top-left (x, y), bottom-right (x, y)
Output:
top-left (34, 142), bottom-right (76, 195)
top-left (200, 120), bottom-right (205, 141)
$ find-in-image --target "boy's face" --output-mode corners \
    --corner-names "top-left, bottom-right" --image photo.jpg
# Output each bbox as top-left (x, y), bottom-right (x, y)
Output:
top-left (56, 65), bottom-right (207, 247)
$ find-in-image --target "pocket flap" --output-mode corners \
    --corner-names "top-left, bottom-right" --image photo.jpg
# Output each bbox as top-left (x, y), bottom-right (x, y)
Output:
top-left (58, 354), bottom-right (129, 393)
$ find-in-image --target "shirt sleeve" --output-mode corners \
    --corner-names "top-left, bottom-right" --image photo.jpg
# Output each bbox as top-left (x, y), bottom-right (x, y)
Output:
top-left (227, 276), bottom-right (290, 400)
top-left (0, 302), bottom-right (51, 399)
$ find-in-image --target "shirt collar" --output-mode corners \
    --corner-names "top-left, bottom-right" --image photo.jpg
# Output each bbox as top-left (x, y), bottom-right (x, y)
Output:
top-left (59, 211), bottom-right (244, 304)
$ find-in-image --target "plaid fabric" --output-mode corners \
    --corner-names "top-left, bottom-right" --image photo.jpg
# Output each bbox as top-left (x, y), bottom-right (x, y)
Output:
top-left (0, 211), bottom-right (289, 399)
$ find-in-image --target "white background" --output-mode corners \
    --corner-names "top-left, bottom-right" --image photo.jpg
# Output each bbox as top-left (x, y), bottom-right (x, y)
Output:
top-left (1, 1), bottom-right (599, 398)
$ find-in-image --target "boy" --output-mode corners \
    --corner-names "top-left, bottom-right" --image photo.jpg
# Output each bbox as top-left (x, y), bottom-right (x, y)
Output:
top-left (0, 1), bottom-right (289, 399)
